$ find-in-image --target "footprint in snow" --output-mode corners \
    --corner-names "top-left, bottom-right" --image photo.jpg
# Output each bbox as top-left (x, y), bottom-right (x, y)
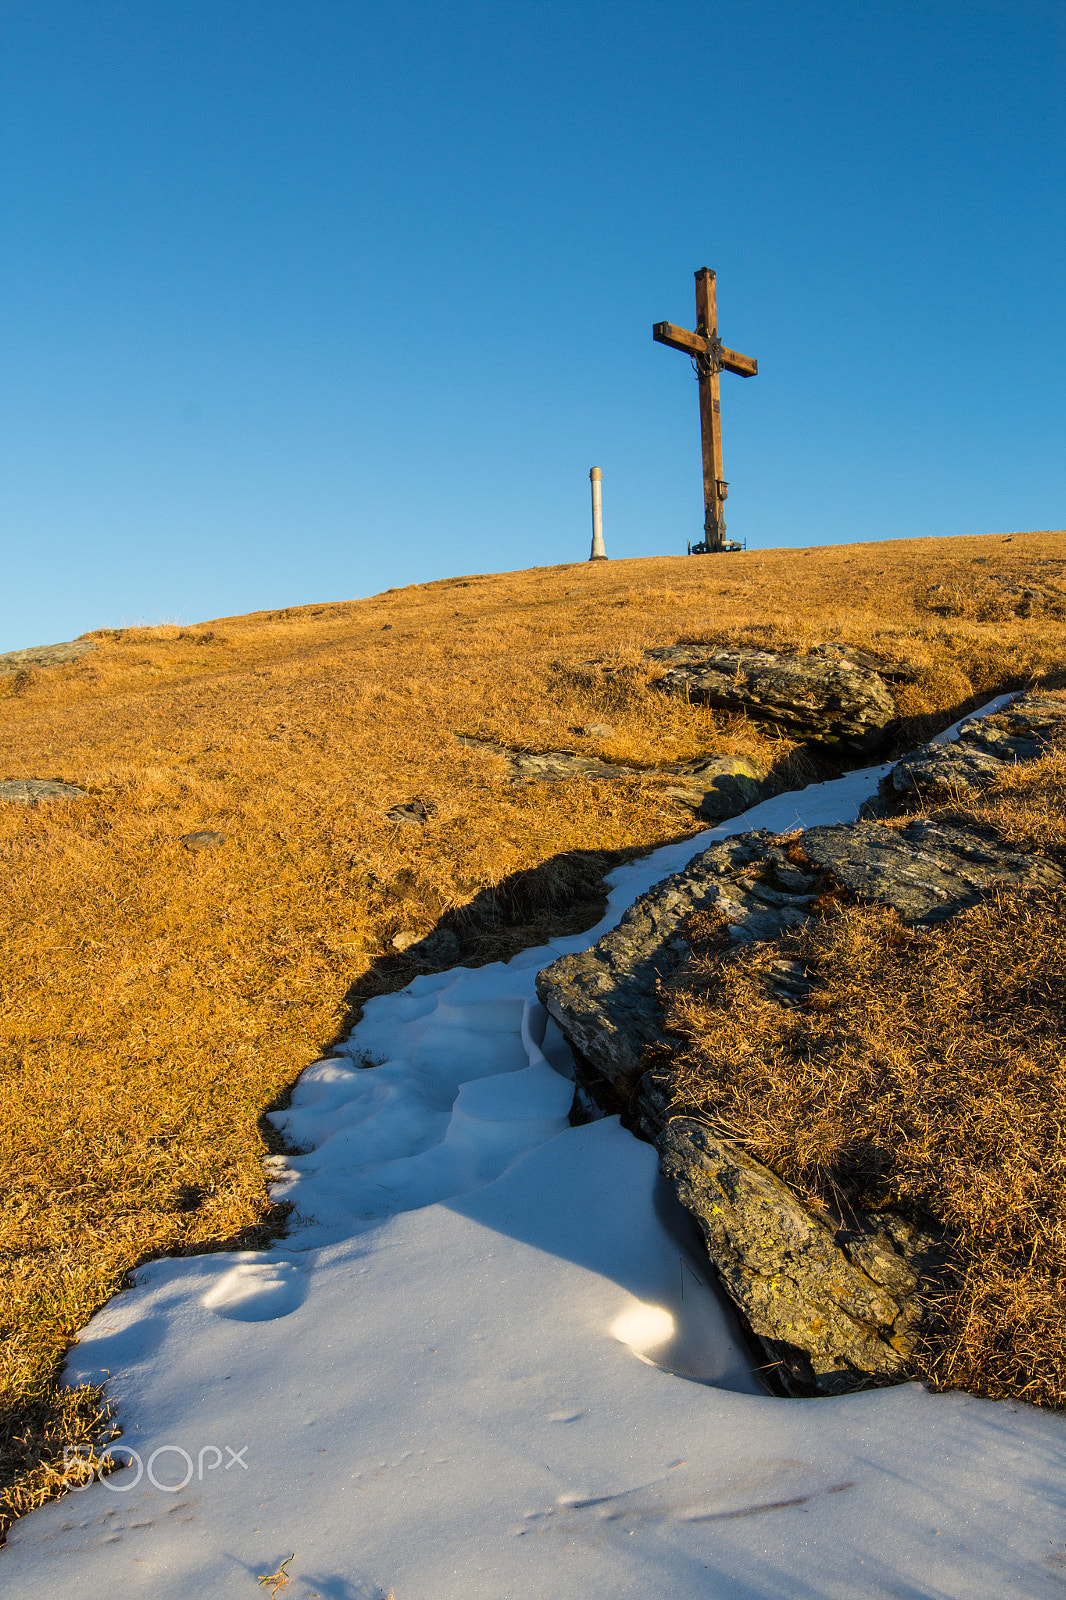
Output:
top-left (202, 1257), bottom-right (306, 1321)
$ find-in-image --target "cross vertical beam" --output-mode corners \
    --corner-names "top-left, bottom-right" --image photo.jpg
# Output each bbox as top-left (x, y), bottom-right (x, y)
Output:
top-left (694, 268), bottom-right (727, 550)
top-left (653, 268), bottom-right (757, 554)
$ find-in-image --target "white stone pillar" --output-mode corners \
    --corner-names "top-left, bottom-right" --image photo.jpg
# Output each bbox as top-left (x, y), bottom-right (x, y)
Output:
top-left (589, 467), bottom-right (607, 561)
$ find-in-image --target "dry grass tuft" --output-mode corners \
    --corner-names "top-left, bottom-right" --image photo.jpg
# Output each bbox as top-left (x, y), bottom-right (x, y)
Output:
top-left (663, 738), bottom-right (1066, 1407)
top-left (3, 530), bottom-right (1066, 1529)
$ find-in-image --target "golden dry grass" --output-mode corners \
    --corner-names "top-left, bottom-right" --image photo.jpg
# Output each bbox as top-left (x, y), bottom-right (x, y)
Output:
top-left (662, 731), bottom-right (1066, 1407)
top-left (3, 528), bottom-right (1066, 1531)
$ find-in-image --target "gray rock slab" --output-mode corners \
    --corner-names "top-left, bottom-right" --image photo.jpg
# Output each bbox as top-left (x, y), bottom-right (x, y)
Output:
top-left (891, 742), bottom-right (1005, 797)
top-left (649, 644), bottom-right (896, 753)
top-left (959, 693), bottom-right (1065, 759)
top-left (800, 817), bottom-right (1063, 924)
top-left (892, 691), bottom-right (1066, 798)
top-left (459, 738), bottom-right (768, 824)
top-left (0, 641), bottom-right (96, 675)
top-left (457, 736), bottom-right (639, 784)
top-left (0, 779), bottom-right (86, 805)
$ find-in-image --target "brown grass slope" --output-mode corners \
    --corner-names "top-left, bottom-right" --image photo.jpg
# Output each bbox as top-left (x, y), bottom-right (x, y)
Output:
top-left (2, 530), bottom-right (1066, 1530)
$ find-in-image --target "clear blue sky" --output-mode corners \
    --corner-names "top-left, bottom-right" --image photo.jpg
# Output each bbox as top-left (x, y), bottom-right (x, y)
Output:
top-left (1, 1), bottom-right (1063, 650)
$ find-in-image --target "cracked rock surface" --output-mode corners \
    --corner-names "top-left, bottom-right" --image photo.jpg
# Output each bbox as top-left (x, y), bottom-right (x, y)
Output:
top-left (456, 736), bottom-right (641, 783)
top-left (458, 737), bottom-right (767, 820)
top-left (799, 816), bottom-right (1062, 925)
top-left (649, 642), bottom-right (897, 753)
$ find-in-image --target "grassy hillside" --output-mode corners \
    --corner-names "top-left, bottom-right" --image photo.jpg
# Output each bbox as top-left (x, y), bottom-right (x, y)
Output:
top-left (3, 530), bottom-right (1065, 1529)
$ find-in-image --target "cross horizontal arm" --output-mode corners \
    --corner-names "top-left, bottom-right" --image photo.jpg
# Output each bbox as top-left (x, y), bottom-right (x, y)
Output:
top-left (652, 322), bottom-right (758, 377)
top-left (718, 345), bottom-right (758, 378)
top-left (652, 321), bottom-right (708, 357)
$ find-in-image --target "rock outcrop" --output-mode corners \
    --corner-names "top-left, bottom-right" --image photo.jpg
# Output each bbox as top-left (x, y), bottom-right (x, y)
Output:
top-left (0, 779), bottom-right (85, 805)
top-left (457, 735), bottom-right (641, 784)
top-left (0, 640), bottom-right (95, 675)
top-left (799, 816), bottom-right (1062, 925)
top-left (536, 690), bottom-right (1065, 1396)
top-left (658, 1119), bottom-right (943, 1395)
top-left (890, 694), bottom-right (1064, 799)
top-left (458, 738), bottom-right (767, 822)
top-left (649, 643), bottom-right (897, 753)
top-left (668, 755), bottom-right (764, 820)
top-left (535, 831), bottom-right (823, 1128)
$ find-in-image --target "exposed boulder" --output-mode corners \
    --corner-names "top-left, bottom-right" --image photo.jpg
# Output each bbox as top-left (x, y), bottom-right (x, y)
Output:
top-left (0, 779), bottom-right (85, 805)
top-left (649, 643), bottom-right (896, 753)
top-left (657, 1119), bottom-right (941, 1395)
top-left (671, 754), bottom-right (764, 820)
top-left (890, 742), bottom-right (1004, 798)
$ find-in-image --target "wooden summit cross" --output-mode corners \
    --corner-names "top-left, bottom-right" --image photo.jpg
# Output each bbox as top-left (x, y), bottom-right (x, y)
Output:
top-left (654, 268), bottom-right (757, 553)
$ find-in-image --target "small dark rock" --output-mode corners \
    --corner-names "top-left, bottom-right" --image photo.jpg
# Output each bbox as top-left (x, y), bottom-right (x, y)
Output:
top-left (386, 798), bottom-right (437, 826)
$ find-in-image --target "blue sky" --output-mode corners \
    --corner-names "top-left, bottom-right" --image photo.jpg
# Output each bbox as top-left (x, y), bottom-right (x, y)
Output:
top-left (1, 1), bottom-right (1063, 650)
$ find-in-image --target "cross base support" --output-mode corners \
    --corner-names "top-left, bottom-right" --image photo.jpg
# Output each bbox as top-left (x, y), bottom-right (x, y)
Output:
top-left (687, 539), bottom-right (743, 555)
